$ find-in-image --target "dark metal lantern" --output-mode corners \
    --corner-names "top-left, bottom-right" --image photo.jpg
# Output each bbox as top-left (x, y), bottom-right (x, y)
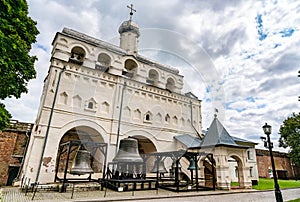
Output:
top-left (262, 123), bottom-right (272, 135)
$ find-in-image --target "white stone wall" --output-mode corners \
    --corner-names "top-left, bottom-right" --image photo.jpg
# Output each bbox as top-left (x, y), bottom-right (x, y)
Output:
top-left (22, 29), bottom-right (202, 183)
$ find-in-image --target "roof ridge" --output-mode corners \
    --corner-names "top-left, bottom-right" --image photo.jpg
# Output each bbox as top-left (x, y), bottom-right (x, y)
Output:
top-left (201, 117), bottom-right (237, 147)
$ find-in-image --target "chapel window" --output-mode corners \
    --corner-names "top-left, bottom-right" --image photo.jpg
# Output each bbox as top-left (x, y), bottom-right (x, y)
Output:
top-left (144, 111), bottom-right (152, 123)
top-left (247, 150), bottom-right (253, 160)
top-left (88, 102), bottom-right (93, 109)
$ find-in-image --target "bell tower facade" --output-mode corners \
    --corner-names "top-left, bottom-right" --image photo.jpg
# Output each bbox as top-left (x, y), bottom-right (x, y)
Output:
top-left (21, 8), bottom-right (202, 184)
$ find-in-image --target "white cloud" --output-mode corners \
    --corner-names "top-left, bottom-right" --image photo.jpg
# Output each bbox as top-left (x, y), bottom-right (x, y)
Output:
top-left (3, 0), bottom-right (299, 152)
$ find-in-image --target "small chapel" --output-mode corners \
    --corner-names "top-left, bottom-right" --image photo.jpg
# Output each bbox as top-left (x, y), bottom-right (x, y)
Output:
top-left (21, 6), bottom-right (258, 191)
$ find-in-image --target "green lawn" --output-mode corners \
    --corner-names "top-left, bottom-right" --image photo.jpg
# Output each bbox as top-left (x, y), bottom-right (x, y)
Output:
top-left (252, 178), bottom-right (300, 190)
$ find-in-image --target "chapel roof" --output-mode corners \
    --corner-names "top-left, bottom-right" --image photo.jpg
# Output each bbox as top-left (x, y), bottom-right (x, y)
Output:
top-left (201, 117), bottom-right (238, 147)
top-left (174, 117), bottom-right (256, 149)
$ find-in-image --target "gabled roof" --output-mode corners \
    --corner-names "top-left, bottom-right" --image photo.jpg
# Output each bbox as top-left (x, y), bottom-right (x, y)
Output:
top-left (201, 117), bottom-right (239, 147)
top-left (174, 117), bottom-right (255, 149)
top-left (232, 136), bottom-right (258, 145)
top-left (174, 134), bottom-right (201, 149)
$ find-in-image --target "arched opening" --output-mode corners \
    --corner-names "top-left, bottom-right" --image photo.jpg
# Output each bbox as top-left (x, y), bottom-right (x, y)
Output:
top-left (228, 155), bottom-right (244, 188)
top-left (55, 126), bottom-right (105, 179)
top-left (123, 59), bottom-right (137, 77)
top-left (98, 53), bottom-right (111, 66)
top-left (132, 135), bottom-right (157, 173)
top-left (166, 77), bottom-right (175, 92)
top-left (69, 46), bottom-right (85, 65)
top-left (96, 53), bottom-right (111, 71)
top-left (147, 69), bottom-right (159, 85)
top-left (200, 156), bottom-right (217, 189)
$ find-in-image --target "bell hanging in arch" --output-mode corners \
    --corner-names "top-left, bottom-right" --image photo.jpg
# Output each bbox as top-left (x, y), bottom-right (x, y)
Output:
top-left (113, 137), bottom-right (143, 163)
top-left (151, 159), bottom-right (168, 173)
top-left (187, 158), bottom-right (199, 170)
top-left (69, 148), bottom-right (94, 175)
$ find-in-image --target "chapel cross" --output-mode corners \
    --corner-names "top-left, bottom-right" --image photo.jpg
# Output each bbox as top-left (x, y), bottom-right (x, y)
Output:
top-left (127, 4), bottom-right (136, 21)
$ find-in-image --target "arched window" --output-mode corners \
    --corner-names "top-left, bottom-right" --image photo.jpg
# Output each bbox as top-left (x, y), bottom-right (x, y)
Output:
top-left (88, 102), bottom-right (93, 109)
top-left (144, 111), bottom-right (152, 123)
top-left (69, 46), bottom-right (85, 65)
top-left (165, 114), bottom-right (170, 123)
top-left (145, 114), bottom-right (150, 121)
top-left (85, 98), bottom-right (97, 112)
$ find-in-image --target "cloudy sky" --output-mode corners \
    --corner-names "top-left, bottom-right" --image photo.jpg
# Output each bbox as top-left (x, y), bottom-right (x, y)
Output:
top-left (4, 0), bottom-right (300, 151)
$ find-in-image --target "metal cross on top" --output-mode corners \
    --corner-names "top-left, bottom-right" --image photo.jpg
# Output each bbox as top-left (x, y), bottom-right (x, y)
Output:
top-left (127, 4), bottom-right (136, 21)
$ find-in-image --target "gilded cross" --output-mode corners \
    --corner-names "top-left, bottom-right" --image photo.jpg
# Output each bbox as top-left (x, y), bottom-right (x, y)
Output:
top-left (127, 4), bottom-right (136, 21)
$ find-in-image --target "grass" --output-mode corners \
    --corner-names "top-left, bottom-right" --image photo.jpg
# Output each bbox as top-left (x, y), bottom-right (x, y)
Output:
top-left (230, 182), bottom-right (240, 186)
top-left (288, 199), bottom-right (300, 202)
top-left (252, 178), bottom-right (300, 190)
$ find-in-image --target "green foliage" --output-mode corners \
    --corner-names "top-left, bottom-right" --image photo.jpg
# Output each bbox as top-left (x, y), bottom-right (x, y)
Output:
top-left (0, 0), bottom-right (39, 130)
top-left (0, 103), bottom-right (11, 131)
top-left (252, 178), bottom-right (300, 190)
top-left (230, 181), bottom-right (240, 187)
top-left (0, 0), bottom-right (39, 99)
top-left (279, 112), bottom-right (300, 166)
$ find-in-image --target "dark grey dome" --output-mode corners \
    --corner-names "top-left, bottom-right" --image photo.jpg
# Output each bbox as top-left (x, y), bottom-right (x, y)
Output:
top-left (118, 20), bottom-right (140, 37)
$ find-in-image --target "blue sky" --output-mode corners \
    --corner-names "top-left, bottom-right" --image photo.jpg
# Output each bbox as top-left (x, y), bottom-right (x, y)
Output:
top-left (4, 0), bottom-right (300, 151)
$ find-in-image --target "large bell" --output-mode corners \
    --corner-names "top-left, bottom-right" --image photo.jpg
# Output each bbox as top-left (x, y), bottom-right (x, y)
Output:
top-left (187, 158), bottom-right (199, 170)
top-left (113, 137), bottom-right (143, 163)
top-left (171, 160), bottom-right (182, 173)
top-left (69, 149), bottom-right (94, 175)
top-left (151, 159), bottom-right (168, 173)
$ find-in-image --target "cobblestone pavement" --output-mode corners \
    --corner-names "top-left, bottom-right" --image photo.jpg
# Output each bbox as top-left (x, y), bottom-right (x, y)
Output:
top-left (1, 187), bottom-right (300, 202)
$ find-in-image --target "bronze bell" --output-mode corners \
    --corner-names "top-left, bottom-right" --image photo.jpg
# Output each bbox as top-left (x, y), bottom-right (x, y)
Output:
top-left (113, 137), bottom-right (143, 163)
top-left (151, 159), bottom-right (168, 173)
top-left (69, 149), bottom-right (94, 175)
top-left (187, 158), bottom-right (199, 170)
top-left (171, 160), bottom-right (182, 173)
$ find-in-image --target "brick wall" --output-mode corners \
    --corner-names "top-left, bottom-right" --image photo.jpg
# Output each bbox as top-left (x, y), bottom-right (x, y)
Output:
top-left (256, 149), bottom-right (298, 179)
top-left (0, 121), bottom-right (32, 186)
top-left (0, 131), bottom-right (18, 185)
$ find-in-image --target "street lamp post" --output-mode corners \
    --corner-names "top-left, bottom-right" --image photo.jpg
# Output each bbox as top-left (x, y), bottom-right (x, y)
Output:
top-left (262, 123), bottom-right (283, 202)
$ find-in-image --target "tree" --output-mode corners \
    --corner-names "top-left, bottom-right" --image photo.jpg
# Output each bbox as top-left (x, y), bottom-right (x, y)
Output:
top-left (279, 112), bottom-right (300, 166)
top-left (0, 0), bottom-right (39, 131)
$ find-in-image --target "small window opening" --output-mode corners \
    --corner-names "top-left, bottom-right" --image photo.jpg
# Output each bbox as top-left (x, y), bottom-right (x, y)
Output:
top-left (145, 114), bottom-right (150, 121)
top-left (88, 102), bottom-right (93, 109)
